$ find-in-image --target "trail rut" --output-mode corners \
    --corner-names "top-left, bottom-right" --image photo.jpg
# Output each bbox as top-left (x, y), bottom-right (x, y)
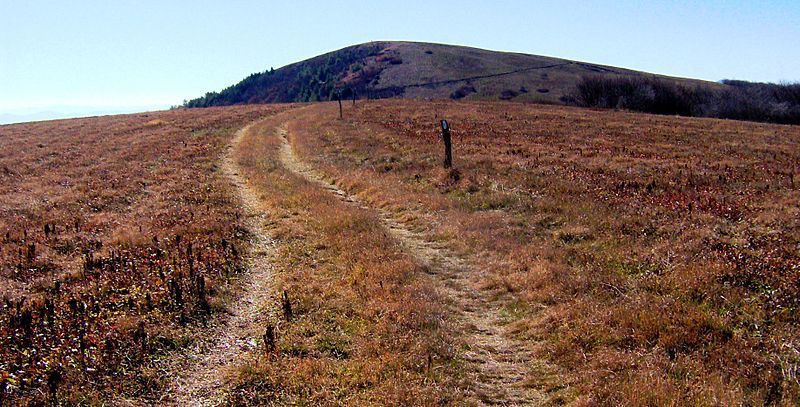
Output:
top-left (277, 124), bottom-right (543, 405)
top-left (164, 123), bottom-right (278, 406)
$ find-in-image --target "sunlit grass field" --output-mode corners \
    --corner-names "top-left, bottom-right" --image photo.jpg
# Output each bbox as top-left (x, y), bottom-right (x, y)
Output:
top-left (1, 99), bottom-right (798, 405)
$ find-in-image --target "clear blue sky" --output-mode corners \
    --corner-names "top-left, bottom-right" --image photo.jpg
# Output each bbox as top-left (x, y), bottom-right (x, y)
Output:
top-left (2, 0), bottom-right (799, 119)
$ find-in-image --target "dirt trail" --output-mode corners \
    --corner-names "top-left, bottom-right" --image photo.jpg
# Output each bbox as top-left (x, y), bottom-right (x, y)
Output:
top-left (277, 124), bottom-right (544, 405)
top-left (164, 123), bottom-right (278, 406)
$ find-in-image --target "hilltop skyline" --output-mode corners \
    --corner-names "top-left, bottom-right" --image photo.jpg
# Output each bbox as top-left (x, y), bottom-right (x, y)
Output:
top-left (2, 0), bottom-right (799, 122)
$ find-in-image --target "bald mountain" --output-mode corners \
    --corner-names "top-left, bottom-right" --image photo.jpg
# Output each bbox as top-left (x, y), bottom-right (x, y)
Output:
top-left (184, 41), bottom-right (714, 107)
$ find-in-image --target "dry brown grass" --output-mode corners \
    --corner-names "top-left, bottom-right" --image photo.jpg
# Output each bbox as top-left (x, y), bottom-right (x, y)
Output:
top-left (3, 98), bottom-right (799, 405)
top-left (225, 112), bottom-right (463, 404)
top-left (283, 99), bottom-right (800, 405)
top-left (0, 105), bottom-right (289, 404)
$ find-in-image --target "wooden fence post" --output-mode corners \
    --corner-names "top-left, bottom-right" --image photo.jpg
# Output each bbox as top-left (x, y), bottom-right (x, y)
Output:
top-left (338, 92), bottom-right (343, 119)
top-left (441, 120), bottom-right (452, 168)
top-left (264, 325), bottom-right (276, 353)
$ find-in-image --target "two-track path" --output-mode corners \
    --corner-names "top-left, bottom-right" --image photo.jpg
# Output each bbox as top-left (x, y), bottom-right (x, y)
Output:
top-left (277, 123), bottom-right (544, 405)
top-left (163, 122), bottom-right (278, 406)
top-left (159, 118), bottom-right (544, 405)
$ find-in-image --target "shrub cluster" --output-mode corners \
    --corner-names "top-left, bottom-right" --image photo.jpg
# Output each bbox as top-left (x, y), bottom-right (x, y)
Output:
top-left (564, 76), bottom-right (800, 124)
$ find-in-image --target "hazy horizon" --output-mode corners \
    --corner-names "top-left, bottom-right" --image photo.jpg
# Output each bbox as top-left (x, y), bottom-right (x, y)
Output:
top-left (0, 104), bottom-right (173, 125)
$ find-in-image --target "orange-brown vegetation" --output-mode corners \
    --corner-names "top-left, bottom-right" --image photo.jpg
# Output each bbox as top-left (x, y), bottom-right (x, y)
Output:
top-left (224, 114), bottom-right (462, 404)
top-left (285, 100), bottom-right (800, 405)
top-left (0, 105), bottom-right (288, 404)
top-left (2, 97), bottom-right (799, 405)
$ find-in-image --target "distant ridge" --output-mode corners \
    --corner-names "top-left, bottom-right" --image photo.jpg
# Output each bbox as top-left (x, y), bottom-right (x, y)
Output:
top-left (184, 41), bottom-right (715, 107)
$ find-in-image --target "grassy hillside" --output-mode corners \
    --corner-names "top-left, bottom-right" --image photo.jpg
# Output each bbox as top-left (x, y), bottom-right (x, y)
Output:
top-left (280, 100), bottom-right (800, 405)
top-left (0, 105), bottom-right (290, 403)
top-left (184, 41), bottom-right (715, 107)
top-left (2, 100), bottom-right (798, 404)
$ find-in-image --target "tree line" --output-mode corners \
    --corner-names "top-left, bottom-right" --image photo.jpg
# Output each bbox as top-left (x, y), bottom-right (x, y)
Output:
top-left (183, 45), bottom-right (381, 107)
top-left (563, 76), bottom-right (800, 125)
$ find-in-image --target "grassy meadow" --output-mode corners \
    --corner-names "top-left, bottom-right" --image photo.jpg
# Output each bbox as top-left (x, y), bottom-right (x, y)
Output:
top-left (285, 100), bottom-right (800, 405)
top-left (0, 105), bottom-right (288, 403)
top-left (1, 98), bottom-right (798, 405)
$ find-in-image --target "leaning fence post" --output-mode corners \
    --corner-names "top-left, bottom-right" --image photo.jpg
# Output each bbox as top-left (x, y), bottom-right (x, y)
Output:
top-left (440, 119), bottom-right (452, 168)
top-left (337, 92), bottom-right (343, 119)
